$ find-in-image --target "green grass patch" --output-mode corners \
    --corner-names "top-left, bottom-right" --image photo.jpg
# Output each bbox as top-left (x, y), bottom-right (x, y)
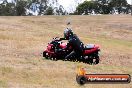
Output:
top-left (0, 80), bottom-right (7, 88)
top-left (0, 67), bottom-right (13, 76)
top-left (82, 36), bottom-right (132, 51)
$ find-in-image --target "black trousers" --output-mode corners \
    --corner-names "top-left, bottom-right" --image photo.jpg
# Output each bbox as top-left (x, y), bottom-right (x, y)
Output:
top-left (65, 50), bottom-right (82, 60)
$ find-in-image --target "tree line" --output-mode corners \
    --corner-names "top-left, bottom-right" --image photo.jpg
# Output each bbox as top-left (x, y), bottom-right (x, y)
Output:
top-left (0, 0), bottom-right (131, 16)
top-left (74, 0), bottom-right (132, 15)
top-left (0, 0), bottom-right (67, 16)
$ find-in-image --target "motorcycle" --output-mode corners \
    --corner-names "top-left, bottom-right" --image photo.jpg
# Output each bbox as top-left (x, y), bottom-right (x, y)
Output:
top-left (43, 37), bottom-right (100, 64)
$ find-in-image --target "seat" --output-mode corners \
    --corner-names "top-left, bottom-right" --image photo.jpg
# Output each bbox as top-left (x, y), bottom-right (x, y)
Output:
top-left (84, 44), bottom-right (94, 50)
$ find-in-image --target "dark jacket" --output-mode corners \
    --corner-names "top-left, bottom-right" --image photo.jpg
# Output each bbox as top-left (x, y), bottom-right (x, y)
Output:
top-left (68, 34), bottom-right (84, 54)
top-left (60, 34), bottom-right (84, 54)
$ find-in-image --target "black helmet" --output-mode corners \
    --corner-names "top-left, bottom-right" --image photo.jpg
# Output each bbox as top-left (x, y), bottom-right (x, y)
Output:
top-left (64, 28), bottom-right (73, 39)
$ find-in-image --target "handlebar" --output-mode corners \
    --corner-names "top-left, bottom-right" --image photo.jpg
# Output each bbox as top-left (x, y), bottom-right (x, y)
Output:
top-left (52, 37), bottom-right (61, 41)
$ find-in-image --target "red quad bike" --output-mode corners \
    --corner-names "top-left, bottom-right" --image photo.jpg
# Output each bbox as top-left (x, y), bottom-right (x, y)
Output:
top-left (43, 37), bottom-right (100, 64)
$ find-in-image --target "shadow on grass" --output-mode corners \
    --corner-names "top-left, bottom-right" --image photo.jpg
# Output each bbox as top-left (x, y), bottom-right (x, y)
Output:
top-left (42, 57), bottom-right (99, 65)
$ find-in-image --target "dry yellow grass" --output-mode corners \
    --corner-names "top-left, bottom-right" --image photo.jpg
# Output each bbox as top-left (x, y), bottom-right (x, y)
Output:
top-left (0, 15), bottom-right (132, 88)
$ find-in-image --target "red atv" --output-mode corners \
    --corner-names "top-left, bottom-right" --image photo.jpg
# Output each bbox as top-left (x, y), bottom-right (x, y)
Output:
top-left (43, 37), bottom-right (100, 64)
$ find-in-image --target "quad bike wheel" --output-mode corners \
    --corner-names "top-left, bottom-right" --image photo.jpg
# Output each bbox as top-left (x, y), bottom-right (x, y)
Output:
top-left (90, 52), bottom-right (100, 65)
top-left (94, 57), bottom-right (99, 64)
top-left (84, 55), bottom-right (100, 65)
top-left (43, 52), bottom-right (49, 59)
top-left (89, 57), bottom-right (99, 65)
top-left (93, 53), bottom-right (100, 64)
top-left (51, 57), bottom-right (57, 61)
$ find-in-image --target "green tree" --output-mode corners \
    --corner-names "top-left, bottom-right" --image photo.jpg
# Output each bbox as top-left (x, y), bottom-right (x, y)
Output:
top-left (0, 2), bottom-right (15, 16)
top-left (45, 6), bottom-right (54, 15)
top-left (0, 0), bottom-right (27, 16)
top-left (95, 0), bottom-right (111, 14)
top-left (75, 0), bottom-right (130, 15)
top-left (76, 1), bottom-right (100, 15)
top-left (109, 0), bottom-right (128, 14)
top-left (15, 0), bottom-right (27, 16)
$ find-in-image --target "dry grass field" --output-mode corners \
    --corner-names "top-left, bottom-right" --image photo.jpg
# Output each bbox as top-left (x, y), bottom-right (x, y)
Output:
top-left (0, 15), bottom-right (132, 88)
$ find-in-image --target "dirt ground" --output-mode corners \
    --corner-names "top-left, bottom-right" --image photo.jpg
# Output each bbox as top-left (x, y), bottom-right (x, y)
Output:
top-left (0, 15), bottom-right (132, 88)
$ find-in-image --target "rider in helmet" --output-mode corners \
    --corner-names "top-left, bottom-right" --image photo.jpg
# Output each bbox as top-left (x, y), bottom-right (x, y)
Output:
top-left (59, 28), bottom-right (84, 60)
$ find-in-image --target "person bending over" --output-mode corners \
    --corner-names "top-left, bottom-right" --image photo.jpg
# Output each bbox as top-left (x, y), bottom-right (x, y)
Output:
top-left (59, 28), bottom-right (84, 60)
